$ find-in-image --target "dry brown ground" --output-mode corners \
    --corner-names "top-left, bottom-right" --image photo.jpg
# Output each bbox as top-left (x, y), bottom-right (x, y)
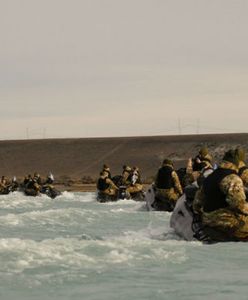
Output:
top-left (0, 133), bottom-right (247, 191)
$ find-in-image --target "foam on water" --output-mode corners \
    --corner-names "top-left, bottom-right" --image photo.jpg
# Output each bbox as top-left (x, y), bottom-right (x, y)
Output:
top-left (0, 192), bottom-right (248, 300)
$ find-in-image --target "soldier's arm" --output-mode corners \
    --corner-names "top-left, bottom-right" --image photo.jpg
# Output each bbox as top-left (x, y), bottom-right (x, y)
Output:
top-left (186, 158), bottom-right (193, 174)
top-left (204, 154), bottom-right (212, 163)
top-left (220, 174), bottom-right (248, 214)
top-left (106, 178), bottom-right (118, 189)
top-left (241, 169), bottom-right (248, 188)
top-left (172, 171), bottom-right (183, 195)
top-left (193, 188), bottom-right (205, 214)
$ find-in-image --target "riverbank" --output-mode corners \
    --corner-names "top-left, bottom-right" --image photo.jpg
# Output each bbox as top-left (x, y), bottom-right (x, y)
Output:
top-left (54, 183), bottom-right (97, 192)
top-left (54, 183), bottom-right (150, 193)
top-left (0, 133), bottom-right (247, 183)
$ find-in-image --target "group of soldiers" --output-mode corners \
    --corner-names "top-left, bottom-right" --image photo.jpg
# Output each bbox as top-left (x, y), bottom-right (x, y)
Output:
top-left (154, 146), bottom-right (214, 204)
top-left (97, 164), bottom-right (143, 197)
top-left (154, 146), bottom-right (248, 240)
top-left (97, 145), bottom-right (248, 239)
top-left (0, 172), bottom-right (57, 197)
top-left (22, 172), bottom-right (55, 196)
top-left (0, 175), bottom-right (19, 194)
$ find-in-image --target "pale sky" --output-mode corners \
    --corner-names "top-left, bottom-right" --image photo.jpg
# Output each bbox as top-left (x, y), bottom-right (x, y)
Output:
top-left (1, 0), bottom-right (248, 140)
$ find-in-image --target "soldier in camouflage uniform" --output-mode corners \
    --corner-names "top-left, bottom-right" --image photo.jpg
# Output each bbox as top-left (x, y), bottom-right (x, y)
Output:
top-left (97, 171), bottom-right (119, 196)
top-left (155, 159), bottom-right (183, 204)
top-left (192, 146), bottom-right (213, 172)
top-left (184, 147), bottom-right (213, 186)
top-left (0, 176), bottom-right (9, 194)
top-left (126, 166), bottom-right (143, 194)
top-left (236, 147), bottom-right (248, 188)
top-left (102, 164), bottom-right (112, 179)
top-left (193, 150), bottom-right (248, 241)
top-left (121, 165), bottom-right (132, 185)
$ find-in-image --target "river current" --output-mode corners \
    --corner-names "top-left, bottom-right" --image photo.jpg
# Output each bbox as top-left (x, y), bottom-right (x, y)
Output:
top-left (0, 192), bottom-right (247, 300)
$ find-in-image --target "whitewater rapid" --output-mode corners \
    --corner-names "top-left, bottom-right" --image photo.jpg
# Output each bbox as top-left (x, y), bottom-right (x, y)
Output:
top-left (0, 192), bottom-right (247, 300)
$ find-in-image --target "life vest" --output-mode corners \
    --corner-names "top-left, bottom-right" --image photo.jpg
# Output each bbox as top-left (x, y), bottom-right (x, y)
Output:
top-left (26, 179), bottom-right (37, 189)
top-left (203, 168), bottom-right (236, 212)
top-left (155, 165), bottom-right (174, 189)
top-left (97, 177), bottom-right (109, 191)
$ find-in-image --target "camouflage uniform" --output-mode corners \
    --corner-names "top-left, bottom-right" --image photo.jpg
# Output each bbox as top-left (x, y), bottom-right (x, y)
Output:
top-left (127, 184), bottom-right (143, 194)
top-left (121, 166), bottom-right (132, 185)
top-left (238, 161), bottom-right (248, 188)
top-left (0, 176), bottom-right (8, 193)
top-left (185, 146), bottom-right (213, 186)
top-left (126, 167), bottom-right (143, 194)
top-left (104, 177), bottom-right (119, 196)
top-left (185, 156), bottom-right (213, 186)
top-left (156, 163), bottom-right (183, 203)
top-left (97, 172), bottom-right (118, 196)
top-left (102, 165), bottom-right (112, 179)
top-left (193, 161), bottom-right (248, 241)
top-left (192, 147), bottom-right (213, 172)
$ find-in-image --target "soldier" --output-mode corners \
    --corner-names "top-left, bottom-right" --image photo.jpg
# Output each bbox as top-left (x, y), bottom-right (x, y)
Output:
top-left (33, 172), bottom-right (43, 185)
top-left (97, 170), bottom-right (119, 196)
top-left (185, 147), bottom-right (213, 186)
top-left (9, 176), bottom-right (19, 192)
top-left (193, 149), bottom-right (248, 241)
top-left (235, 147), bottom-right (248, 188)
top-left (25, 175), bottom-right (41, 196)
top-left (23, 174), bottom-right (32, 187)
top-left (192, 146), bottom-right (213, 171)
top-left (102, 164), bottom-right (112, 179)
top-left (44, 173), bottom-right (54, 185)
top-left (0, 176), bottom-right (9, 194)
top-left (121, 165), bottom-right (132, 185)
top-left (126, 166), bottom-right (143, 194)
top-left (155, 159), bottom-right (183, 204)
top-left (0, 176), bottom-right (8, 188)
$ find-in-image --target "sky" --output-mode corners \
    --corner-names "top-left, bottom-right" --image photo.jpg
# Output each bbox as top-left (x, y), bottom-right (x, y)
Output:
top-left (1, 0), bottom-right (248, 140)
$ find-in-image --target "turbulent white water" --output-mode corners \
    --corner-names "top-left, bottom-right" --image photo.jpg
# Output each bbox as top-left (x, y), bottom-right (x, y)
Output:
top-left (0, 192), bottom-right (248, 300)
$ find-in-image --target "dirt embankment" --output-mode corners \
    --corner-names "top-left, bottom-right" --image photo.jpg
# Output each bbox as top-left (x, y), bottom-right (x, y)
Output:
top-left (0, 133), bottom-right (247, 190)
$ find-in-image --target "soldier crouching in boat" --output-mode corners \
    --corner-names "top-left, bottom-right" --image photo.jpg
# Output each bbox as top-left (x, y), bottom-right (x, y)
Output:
top-left (236, 147), bottom-right (248, 189)
top-left (97, 170), bottom-right (119, 198)
top-left (126, 166), bottom-right (143, 194)
top-left (153, 159), bottom-right (183, 211)
top-left (193, 149), bottom-right (248, 241)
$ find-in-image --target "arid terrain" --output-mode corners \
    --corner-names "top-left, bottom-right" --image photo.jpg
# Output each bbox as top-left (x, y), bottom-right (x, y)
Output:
top-left (0, 133), bottom-right (247, 191)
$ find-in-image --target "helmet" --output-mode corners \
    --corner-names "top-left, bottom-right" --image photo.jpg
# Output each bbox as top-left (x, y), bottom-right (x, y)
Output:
top-left (235, 147), bottom-right (246, 162)
top-left (125, 166), bottom-right (132, 172)
top-left (199, 147), bottom-right (209, 157)
top-left (223, 150), bottom-right (239, 166)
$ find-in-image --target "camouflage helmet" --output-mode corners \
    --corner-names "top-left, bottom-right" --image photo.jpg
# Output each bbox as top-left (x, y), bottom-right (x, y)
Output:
top-left (235, 147), bottom-right (246, 162)
top-left (125, 166), bottom-right (132, 172)
top-left (162, 158), bottom-right (173, 166)
top-left (103, 164), bottom-right (110, 170)
top-left (223, 149), bottom-right (239, 167)
top-left (199, 146), bottom-right (209, 157)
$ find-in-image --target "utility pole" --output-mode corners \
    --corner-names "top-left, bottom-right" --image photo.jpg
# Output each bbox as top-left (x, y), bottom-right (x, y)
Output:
top-left (178, 118), bottom-right (182, 135)
top-left (43, 128), bottom-right (46, 139)
top-left (26, 128), bottom-right (29, 139)
top-left (196, 118), bottom-right (200, 134)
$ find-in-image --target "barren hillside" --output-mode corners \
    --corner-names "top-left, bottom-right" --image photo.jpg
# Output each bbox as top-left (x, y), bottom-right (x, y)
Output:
top-left (0, 133), bottom-right (247, 182)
